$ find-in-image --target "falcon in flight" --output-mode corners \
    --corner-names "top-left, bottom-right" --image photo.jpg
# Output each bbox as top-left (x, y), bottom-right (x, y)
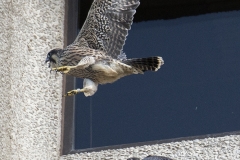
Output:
top-left (45, 0), bottom-right (164, 97)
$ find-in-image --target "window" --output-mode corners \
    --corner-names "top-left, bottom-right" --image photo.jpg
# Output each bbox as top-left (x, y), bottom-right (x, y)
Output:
top-left (62, 0), bottom-right (240, 154)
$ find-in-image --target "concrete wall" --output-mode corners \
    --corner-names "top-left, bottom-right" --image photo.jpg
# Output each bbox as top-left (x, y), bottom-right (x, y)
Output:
top-left (0, 1), bottom-right (64, 159)
top-left (0, 1), bottom-right (239, 160)
top-left (61, 135), bottom-right (240, 160)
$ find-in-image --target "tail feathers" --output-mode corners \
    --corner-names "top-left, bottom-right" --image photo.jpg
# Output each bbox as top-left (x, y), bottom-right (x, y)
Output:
top-left (123, 57), bottom-right (164, 72)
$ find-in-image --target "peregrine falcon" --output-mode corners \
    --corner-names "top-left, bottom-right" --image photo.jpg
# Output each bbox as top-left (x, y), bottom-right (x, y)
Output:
top-left (45, 0), bottom-right (164, 97)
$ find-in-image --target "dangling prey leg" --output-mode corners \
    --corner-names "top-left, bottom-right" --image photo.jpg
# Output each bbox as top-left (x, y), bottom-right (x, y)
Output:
top-left (52, 56), bottom-right (95, 74)
top-left (52, 66), bottom-right (76, 74)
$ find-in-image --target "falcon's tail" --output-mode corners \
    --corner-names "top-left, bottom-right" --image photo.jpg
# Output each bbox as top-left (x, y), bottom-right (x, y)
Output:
top-left (123, 57), bottom-right (164, 72)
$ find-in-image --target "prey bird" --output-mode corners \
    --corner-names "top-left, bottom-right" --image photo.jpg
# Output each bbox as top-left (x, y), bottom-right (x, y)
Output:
top-left (45, 0), bottom-right (164, 97)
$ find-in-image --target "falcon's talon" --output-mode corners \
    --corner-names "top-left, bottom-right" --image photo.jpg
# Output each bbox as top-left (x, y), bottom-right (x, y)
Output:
top-left (63, 89), bottom-right (79, 97)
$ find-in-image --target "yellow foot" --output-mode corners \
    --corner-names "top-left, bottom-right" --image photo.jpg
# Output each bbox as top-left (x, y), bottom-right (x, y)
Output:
top-left (52, 66), bottom-right (74, 74)
top-left (63, 89), bottom-right (80, 97)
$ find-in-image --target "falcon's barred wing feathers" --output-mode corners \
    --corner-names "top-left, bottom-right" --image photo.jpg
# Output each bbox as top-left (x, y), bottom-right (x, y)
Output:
top-left (73, 0), bottom-right (140, 60)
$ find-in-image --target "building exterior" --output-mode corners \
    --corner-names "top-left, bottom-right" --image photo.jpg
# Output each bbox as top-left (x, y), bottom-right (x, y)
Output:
top-left (0, 0), bottom-right (239, 160)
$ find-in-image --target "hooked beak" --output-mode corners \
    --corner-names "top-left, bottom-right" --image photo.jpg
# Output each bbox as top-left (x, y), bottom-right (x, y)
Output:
top-left (45, 57), bottom-right (50, 64)
top-left (45, 57), bottom-right (51, 68)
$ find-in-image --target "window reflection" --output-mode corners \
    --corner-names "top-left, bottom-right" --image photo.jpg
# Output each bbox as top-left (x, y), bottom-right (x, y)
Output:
top-left (75, 11), bottom-right (240, 149)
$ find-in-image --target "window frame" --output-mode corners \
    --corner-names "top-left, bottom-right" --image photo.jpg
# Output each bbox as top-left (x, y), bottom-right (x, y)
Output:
top-left (61, 0), bottom-right (240, 155)
top-left (61, 0), bottom-right (78, 155)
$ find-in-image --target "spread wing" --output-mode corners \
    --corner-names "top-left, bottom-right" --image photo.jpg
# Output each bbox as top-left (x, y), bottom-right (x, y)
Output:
top-left (72, 0), bottom-right (140, 60)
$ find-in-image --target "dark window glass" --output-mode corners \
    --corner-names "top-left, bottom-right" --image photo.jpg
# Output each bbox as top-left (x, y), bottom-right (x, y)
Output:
top-left (74, 0), bottom-right (240, 150)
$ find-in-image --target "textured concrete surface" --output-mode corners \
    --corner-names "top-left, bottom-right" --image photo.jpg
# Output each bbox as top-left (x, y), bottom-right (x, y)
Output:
top-left (0, 1), bottom-right (64, 159)
top-left (61, 135), bottom-right (240, 160)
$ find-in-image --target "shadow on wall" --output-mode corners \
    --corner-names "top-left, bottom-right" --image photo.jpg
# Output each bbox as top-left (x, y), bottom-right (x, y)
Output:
top-left (128, 155), bottom-right (174, 160)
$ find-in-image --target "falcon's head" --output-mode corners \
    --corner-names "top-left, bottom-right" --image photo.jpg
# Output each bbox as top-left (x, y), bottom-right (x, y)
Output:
top-left (45, 49), bottom-right (63, 68)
